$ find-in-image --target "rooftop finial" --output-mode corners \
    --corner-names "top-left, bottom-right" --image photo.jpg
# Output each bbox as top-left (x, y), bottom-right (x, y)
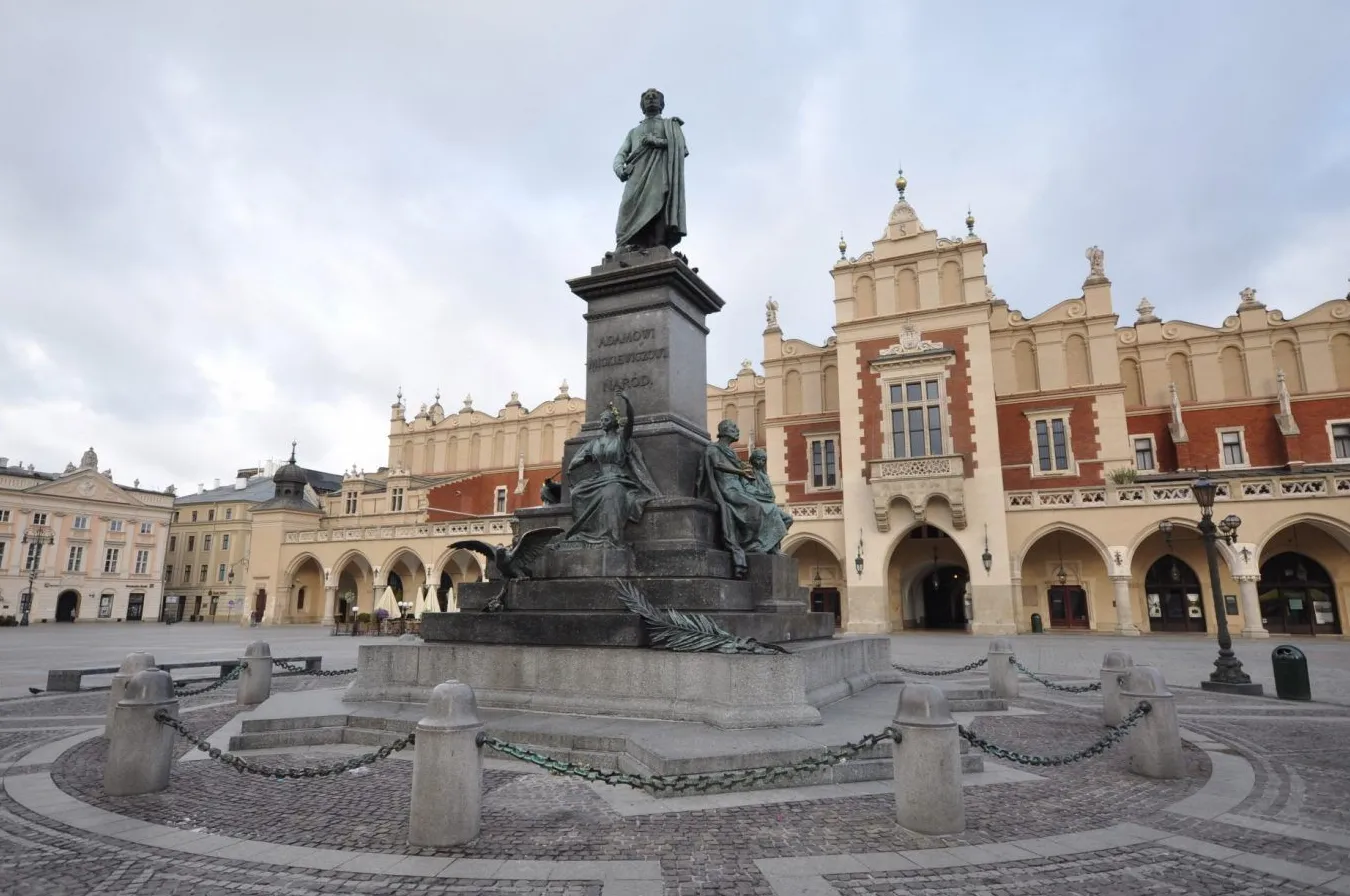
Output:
top-left (838, 232), bottom-right (847, 259)
top-left (435, 387), bottom-right (441, 403)
top-left (289, 441), bottom-right (297, 464)
top-left (894, 164), bottom-right (907, 199)
top-left (395, 386), bottom-right (403, 405)
top-left (965, 204), bottom-right (975, 236)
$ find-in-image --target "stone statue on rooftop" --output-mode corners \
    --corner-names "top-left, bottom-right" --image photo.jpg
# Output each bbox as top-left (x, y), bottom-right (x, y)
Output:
top-left (613, 89), bottom-right (689, 252)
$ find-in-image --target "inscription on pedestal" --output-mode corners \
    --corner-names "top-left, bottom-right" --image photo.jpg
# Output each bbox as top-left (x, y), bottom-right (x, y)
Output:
top-left (587, 315), bottom-right (671, 402)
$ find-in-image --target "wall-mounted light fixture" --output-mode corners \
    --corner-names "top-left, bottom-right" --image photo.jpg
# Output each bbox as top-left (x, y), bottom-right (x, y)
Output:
top-left (981, 524), bottom-right (993, 574)
top-left (854, 529), bottom-right (864, 577)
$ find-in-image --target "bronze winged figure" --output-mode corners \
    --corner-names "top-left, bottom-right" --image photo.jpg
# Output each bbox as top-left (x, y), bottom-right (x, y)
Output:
top-left (449, 526), bottom-right (562, 612)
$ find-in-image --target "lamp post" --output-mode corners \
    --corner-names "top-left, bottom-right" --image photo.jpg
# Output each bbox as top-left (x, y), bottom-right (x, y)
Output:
top-left (1190, 476), bottom-right (1263, 696)
top-left (19, 524), bottom-right (55, 626)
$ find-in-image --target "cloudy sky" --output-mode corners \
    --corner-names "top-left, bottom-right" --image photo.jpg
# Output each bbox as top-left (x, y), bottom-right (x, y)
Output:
top-left (1, 1), bottom-right (1347, 492)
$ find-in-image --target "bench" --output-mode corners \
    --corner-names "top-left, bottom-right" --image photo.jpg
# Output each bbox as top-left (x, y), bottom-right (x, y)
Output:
top-left (45, 655), bottom-right (324, 692)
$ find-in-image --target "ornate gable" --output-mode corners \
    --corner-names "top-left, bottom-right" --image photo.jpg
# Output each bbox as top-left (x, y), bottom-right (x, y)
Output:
top-left (29, 471), bottom-right (145, 507)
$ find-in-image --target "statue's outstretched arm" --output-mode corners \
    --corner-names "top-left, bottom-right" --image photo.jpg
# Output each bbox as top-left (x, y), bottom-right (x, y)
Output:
top-left (619, 391), bottom-right (635, 443)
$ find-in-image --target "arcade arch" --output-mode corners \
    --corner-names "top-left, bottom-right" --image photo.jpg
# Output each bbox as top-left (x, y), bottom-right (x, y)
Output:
top-left (1016, 526), bottom-right (1111, 631)
top-left (1256, 518), bottom-right (1349, 635)
top-left (784, 534), bottom-right (844, 627)
top-left (284, 554), bottom-right (325, 623)
top-left (885, 524), bottom-right (970, 631)
top-left (332, 550), bottom-right (374, 620)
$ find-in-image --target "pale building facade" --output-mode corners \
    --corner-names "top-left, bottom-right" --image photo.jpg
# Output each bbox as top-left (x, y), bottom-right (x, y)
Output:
top-left (0, 449), bottom-right (173, 623)
top-left (233, 172), bottom-right (1350, 639)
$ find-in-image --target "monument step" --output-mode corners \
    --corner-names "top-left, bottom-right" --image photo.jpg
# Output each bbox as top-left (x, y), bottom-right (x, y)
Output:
top-left (420, 609), bottom-right (834, 648)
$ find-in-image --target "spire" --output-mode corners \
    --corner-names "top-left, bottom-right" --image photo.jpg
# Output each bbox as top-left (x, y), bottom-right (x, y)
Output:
top-left (965, 205), bottom-right (975, 236)
top-left (395, 386), bottom-right (403, 406)
top-left (838, 232), bottom-right (847, 260)
top-left (894, 164), bottom-right (907, 200)
top-left (289, 441), bottom-right (297, 464)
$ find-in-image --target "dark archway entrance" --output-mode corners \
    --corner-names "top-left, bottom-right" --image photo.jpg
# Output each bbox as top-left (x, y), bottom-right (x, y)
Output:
top-left (55, 590), bottom-right (80, 622)
top-left (438, 571), bottom-right (453, 612)
top-left (253, 588), bottom-right (267, 625)
top-left (1259, 552), bottom-right (1341, 635)
top-left (921, 564), bottom-right (969, 630)
top-left (1145, 554), bottom-right (1206, 633)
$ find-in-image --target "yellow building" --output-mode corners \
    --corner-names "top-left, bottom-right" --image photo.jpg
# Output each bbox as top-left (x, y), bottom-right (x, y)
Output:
top-left (232, 172), bottom-right (1349, 639)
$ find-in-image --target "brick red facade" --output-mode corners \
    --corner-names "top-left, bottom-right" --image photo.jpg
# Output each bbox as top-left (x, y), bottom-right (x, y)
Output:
top-left (783, 419), bottom-right (845, 504)
top-left (856, 327), bottom-right (975, 477)
top-left (1123, 411), bottom-right (1179, 471)
top-left (427, 467), bottom-right (556, 520)
top-left (997, 392), bottom-right (1104, 490)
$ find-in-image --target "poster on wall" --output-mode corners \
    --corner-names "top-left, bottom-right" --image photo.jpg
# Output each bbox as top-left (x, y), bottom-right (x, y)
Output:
top-left (1224, 594), bottom-right (1239, 616)
top-left (1147, 593), bottom-right (1162, 618)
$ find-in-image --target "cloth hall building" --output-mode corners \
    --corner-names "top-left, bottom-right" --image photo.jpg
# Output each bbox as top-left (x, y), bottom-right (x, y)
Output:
top-left (220, 174), bottom-right (1350, 639)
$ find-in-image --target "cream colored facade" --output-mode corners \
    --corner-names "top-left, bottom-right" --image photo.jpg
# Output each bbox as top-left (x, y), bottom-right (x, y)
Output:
top-left (0, 449), bottom-right (173, 623)
top-left (231, 173), bottom-right (1350, 639)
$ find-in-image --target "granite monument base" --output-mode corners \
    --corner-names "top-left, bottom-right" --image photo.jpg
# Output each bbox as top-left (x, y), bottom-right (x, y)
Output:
top-left (343, 636), bottom-right (900, 729)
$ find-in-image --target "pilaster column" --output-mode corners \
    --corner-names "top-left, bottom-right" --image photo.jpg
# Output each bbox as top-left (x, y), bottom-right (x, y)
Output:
top-left (321, 585), bottom-right (338, 625)
top-left (1235, 574), bottom-right (1269, 638)
top-left (1110, 576), bottom-right (1142, 636)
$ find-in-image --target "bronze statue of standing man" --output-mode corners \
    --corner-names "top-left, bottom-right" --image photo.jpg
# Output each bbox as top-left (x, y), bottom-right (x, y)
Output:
top-left (613, 89), bottom-right (688, 252)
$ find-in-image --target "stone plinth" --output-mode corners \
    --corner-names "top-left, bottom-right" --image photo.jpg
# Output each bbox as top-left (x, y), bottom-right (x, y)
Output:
top-left (344, 636), bottom-right (900, 729)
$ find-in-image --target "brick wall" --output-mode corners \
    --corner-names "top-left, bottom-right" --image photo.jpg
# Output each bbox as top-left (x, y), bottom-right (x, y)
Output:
top-left (1123, 411), bottom-right (1179, 471)
top-left (998, 393), bottom-right (1103, 490)
top-left (427, 466), bottom-right (556, 520)
top-left (783, 419), bottom-right (845, 503)
top-left (856, 327), bottom-right (974, 476)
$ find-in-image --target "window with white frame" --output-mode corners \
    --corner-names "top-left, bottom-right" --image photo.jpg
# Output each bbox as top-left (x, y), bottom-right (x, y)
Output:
top-left (203, 534), bottom-right (212, 552)
top-left (207, 509), bottom-right (215, 521)
top-left (32, 512), bottom-right (47, 526)
top-left (1027, 413), bottom-right (1073, 474)
top-left (181, 566), bottom-right (191, 583)
top-left (103, 547), bottom-right (120, 573)
top-left (494, 487), bottom-right (508, 515)
top-left (1218, 428), bottom-right (1247, 467)
top-left (165, 564), bottom-right (173, 583)
top-left (134, 549), bottom-right (150, 575)
top-left (109, 519), bottom-right (124, 533)
top-left (345, 492), bottom-right (358, 514)
top-left (217, 563), bottom-right (227, 582)
top-left (0, 509), bottom-right (10, 522)
top-left (886, 378), bottom-right (945, 458)
top-left (139, 521), bottom-right (152, 535)
top-left (225, 508), bottom-right (233, 520)
top-left (169, 535), bottom-right (177, 552)
top-left (809, 437), bottom-right (838, 489)
top-left (186, 535), bottom-right (195, 552)
top-left (0, 542), bottom-right (6, 568)
top-left (191, 510), bottom-right (198, 522)
top-left (73, 515), bottom-right (90, 530)
top-left (25, 541), bottom-right (42, 571)
top-left (172, 510), bottom-right (179, 523)
top-left (390, 487), bottom-right (405, 512)
top-left (221, 533), bottom-right (230, 550)
top-left (1131, 436), bottom-right (1156, 471)
top-left (67, 545), bottom-right (84, 572)
top-left (199, 564), bottom-right (208, 583)
top-left (1330, 422), bottom-right (1350, 461)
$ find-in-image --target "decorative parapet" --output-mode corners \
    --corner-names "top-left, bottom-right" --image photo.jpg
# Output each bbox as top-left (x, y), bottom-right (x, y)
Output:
top-left (1006, 473), bottom-right (1350, 511)
top-left (867, 454), bottom-right (967, 532)
top-left (283, 518), bottom-right (513, 545)
top-left (788, 502), bottom-right (845, 521)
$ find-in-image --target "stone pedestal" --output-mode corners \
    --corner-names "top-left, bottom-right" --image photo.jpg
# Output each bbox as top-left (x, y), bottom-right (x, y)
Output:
top-left (408, 681), bottom-right (483, 847)
top-left (987, 639), bottom-right (1019, 699)
top-left (237, 641), bottom-right (273, 707)
top-left (104, 670), bottom-right (177, 796)
top-left (106, 652), bottom-right (156, 735)
top-left (1100, 649), bottom-right (1134, 727)
top-left (1121, 665), bottom-right (1184, 780)
top-left (892, 683), bottom-right (964, 834)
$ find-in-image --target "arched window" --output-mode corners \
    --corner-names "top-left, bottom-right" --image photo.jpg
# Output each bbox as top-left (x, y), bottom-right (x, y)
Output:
top-left (1273, 340), bottom-right (1304, 393)
top-left (1013, 340), bottom-right (1039, 392)
top-left (1258, 551), bottom-right (1340, 635)
top-left (1218, 345), bottom-right (1248, 399)
top-left (896, 269), bottom-right (919, 312)
top-left (1332, 334), bottom-right (1350, 390)
top-left (1064, 334), bottom-right (1091, 386)
top-left (939, 261), bottom-right (962, 306)
top-left (1144, 554), bottom-right (1205, 633)
top-left (1168, 352), bottom-right (1194, 401)
top-left (1120, 358), bottom-right (1144, 406)
top-left (784, 369), bottom-right (802, 415)
top-left (822, 365), bottom-right (839, 412)
top-left (854, 277), bottom-right (876, 318)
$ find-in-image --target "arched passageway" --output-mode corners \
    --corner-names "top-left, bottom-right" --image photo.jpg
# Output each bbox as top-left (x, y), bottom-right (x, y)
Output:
top-left (888, 525), bottom-right (969, 630)
top-left (55, 590), bottom-right (80, 622)
top-left (1259, 552), bottom-right (1341, 635)
top-left (1143, 554), bottom-right (1206, 633)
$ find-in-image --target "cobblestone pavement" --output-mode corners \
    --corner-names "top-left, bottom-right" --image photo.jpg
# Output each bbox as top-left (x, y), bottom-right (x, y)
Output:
top-left (2, 668), bottom-right (1350, 894)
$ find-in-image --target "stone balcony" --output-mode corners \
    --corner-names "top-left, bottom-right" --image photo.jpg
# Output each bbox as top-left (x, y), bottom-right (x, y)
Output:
top-left (1006, 470), bottom-right (1350, 511)
top-left (866, 454), bottom-right (967, 532)
top-left (788, 501), bottom-right (844, 522)
top-left (283, 518), bottom-right (514, 545)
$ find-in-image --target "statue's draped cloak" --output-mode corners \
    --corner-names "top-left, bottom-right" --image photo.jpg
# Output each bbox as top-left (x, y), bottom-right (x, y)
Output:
top-left (697, 441), bottom-right (790, 573)
top-left (614, 116), bottom-right (688, 248)
top-left (563, 432), bottom-right (660, 547)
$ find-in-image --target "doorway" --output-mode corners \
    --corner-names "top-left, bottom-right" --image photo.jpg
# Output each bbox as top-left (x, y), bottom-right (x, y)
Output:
top-left (1259, 552), bottom-right (1341, 635)
top-left (253, 588), bottom-right (267, 624)
top-left (1144, 555), bottom-right (1206, 633)
top-left (920, 565), bottom-right (969, 630)
top-left (55, 590), bottom-right (80, 622)
top-left (1047, 585), bottom-right (1090, 629)
top-left (810, 588), bottom-right (842, 627)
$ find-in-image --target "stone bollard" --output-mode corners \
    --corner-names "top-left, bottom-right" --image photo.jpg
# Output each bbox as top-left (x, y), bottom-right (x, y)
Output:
top-left (987, 638), bottom-right (1019, 699)
top-left (408, 680), bottom-right (484, 847)
top-left (106, 652), bottom-right (156, 734)
top-left (236, 640), bottom-right (273, 706)
top-left (104, 669), bottom-right (178, 796)
top-left (892, 683), bottom-right (965, 834)
top-left (1120, 665), bottom-right (1184, 780)
top-left (1100, 649), bottom-right (1135, 727)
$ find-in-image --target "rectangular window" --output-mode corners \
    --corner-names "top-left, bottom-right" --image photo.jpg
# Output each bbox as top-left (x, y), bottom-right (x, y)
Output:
top-left (139, 521), bottom-right (152, 535)
top-left (73, 515), bottom-right (90, 530)
top-left (494, 487), bottom-right (507, 515)
top-left (391, 487), bottom-right (405, 512)
top-left (165, 564), bottom-right (173, 583)
top-left (32, 512), bottom-right (48, 526)
top-left (182, 566), bottom-right (191, 583)
top-left (203, 534), bottom-right (212, 552)
top-left (809, 437), bottom-right (838, 489)
top-left (1332, 423), bottom-right (1350, 460)
top-left (98, 594), bottom-right (113, 618)
top-left (0, 542), bottom-right (6, 568)
top-left (187, 535), bottom-right (196, 552)
top-left (1132, 437), bottom-right (1156, 471)
top-left (221, 534), bottom-right (231, 550)
top-left (0, 509), bottom-right (10, 522)
top-left (217, 563), bottom-right (227, 582)
top-left (169, 535), bottom-right (177, 552)
top-left (127, 593), bottom-right (144, 620)
top-left (67, 545), bottom-right (84, 572)
top-left (225, 508), bottom-right (233, 520)
top-left (103, 548), bottom-right (120, 574)
top-left (887, 378), bottom-right (945, 459)
top-left (345, 492), bottom-right (358, 514)
top-left (172, 510), bottom-right (180, 523)
top-left (134, 549), bottom-right (150, 575)
top-left (207, 509), bottom-right (215, 521)
top-left (1220, 429), bottom-right (1245, 467)
top-left (191, 511), bottom-right (198, 522)
top-left (199, 564), bottom-right (208, 583)
top-left (110, 519), bottom-right (124, 533)
top-left (25, 541), bottom-right (42, 571)
top-left (1033, 417), bottom-right (1071, 472)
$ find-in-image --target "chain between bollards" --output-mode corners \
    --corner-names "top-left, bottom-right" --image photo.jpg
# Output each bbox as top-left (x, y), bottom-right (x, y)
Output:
top-left (153, 710), bottom-right (413, 778)
top-left (1012, 658), bottom-right (1103, 693)
top-left (891, 657), bottom-right (988, 677)
top-left (272, 660), bottom-right (358, 677)
top-left (959, 701), bottom-right (1152, 767)
top-left (476, 726), bottom-right (902, 794)
top-left (172, 664), bottom-right (242, 697)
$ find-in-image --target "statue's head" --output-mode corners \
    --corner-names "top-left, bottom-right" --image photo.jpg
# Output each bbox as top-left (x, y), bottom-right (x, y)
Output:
top-left (640, 88), bottom-right (665, 116)
top-left (600, 409), bottom-right (619, 432)
top-left (750, 448), bottom-right (767, 470)
top-left (717, 419), bottom-right (740, 442)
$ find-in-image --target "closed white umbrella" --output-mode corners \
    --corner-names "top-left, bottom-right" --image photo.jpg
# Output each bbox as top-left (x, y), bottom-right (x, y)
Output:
top-left (377, 586), bottom-right (399, 618)
top-left (445, 585), bottom-right (458, 613)
top-left (412, 584), bottom-right (428, 620)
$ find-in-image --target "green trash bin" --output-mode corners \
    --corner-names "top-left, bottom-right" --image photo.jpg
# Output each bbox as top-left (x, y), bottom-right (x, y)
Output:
top-left (1030, 613), bottom-right (1043, 634)
top-left (1271, 645), bottom-right (1311, 701)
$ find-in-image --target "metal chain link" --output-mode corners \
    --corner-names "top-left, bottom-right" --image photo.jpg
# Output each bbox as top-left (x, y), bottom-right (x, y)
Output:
top-left (476, 726), bottom-right (901, 795)
top-left (891, 657), bottom-right (988, 677)
top-left (154, 709), bottom-right (413, 778)
top-left (172, 664), bottom-right (242, 697)
top-left (1013, 658), bottom-right (1103, 693)
top-left (272, 660), bottom-right (358, 677)
top-left (958, 701), bottom-right (1152, 767)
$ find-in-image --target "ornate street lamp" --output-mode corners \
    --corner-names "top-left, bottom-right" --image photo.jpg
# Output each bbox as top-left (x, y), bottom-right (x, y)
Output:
top-left (19, 524), bottom-right (54, 626)
top-left (1190, 476), bottom-right (1262, 695)
top-left (981, 525), bottom-right (993, 574)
